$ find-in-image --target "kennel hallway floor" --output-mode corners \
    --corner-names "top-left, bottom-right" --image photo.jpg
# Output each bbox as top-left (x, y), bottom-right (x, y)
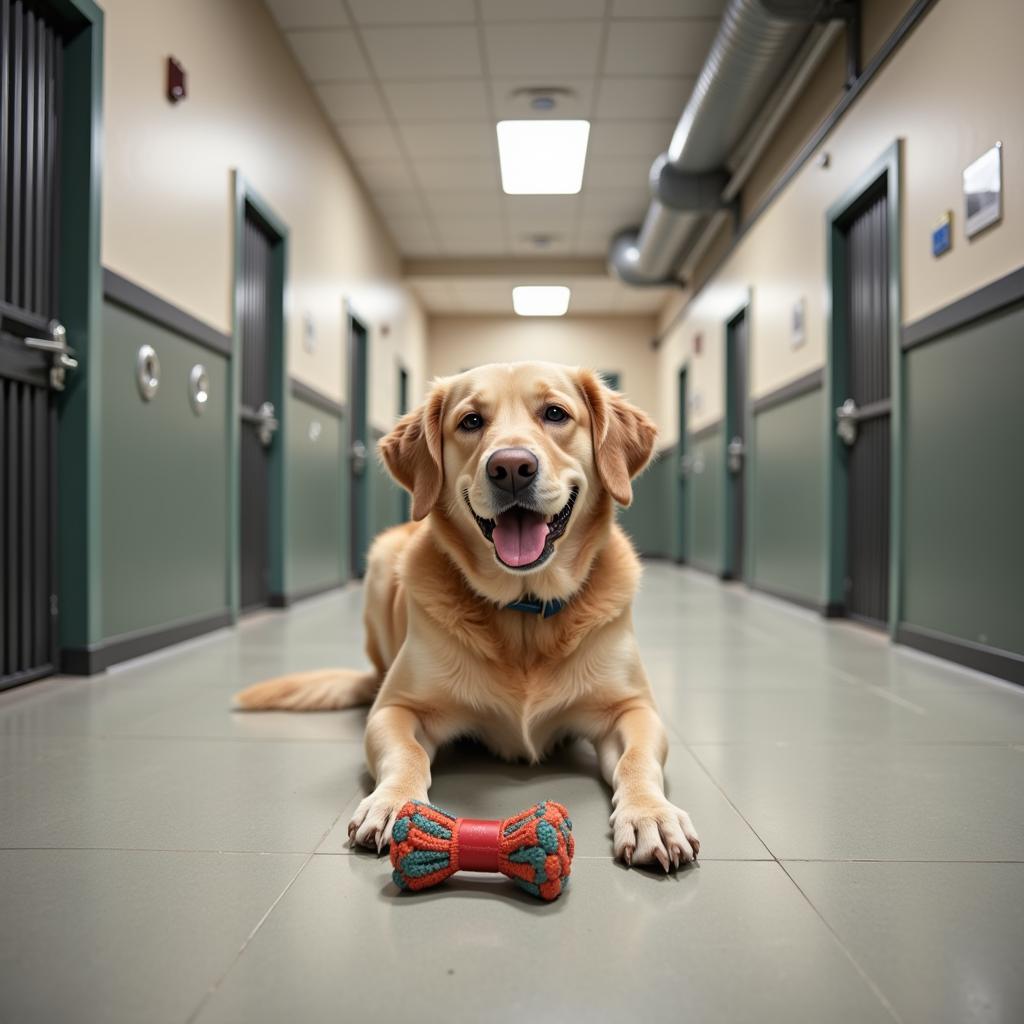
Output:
top-left (1, 563), bottom-right (1022, 1024)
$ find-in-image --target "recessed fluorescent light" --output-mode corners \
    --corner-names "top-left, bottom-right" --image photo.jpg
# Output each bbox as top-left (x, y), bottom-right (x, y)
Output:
top-left (496, 120), bottom-right (590, 195)
top-left (512, 286), bottom-right (570, 317)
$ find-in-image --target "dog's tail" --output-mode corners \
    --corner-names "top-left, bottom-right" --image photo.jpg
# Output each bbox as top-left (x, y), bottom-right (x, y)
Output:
top-left (233, 668), bottom-right (380, 711)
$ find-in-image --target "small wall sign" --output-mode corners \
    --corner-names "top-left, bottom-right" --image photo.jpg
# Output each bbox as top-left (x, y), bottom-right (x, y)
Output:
top-left (931, 211), bottom-right (952, 257)
top-left (790, 296), bottom-right (806, 349)
top-left (963, 142), bottom-right (1002, 239)
top-left (167, 56), bottom-right (187, 104)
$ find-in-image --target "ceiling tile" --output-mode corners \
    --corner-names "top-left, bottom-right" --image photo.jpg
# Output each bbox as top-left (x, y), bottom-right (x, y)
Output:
top-left (451, 281), bottom-right (517, 311)
top-left (483, 22), bottom-right (604, 78)
top-left (583, 154), bottom-right (653, 188)
top-left (398, 122), bottom-right (494, 160)
top-left (264, 0), bottom-right (348, 30)
top-left (285, 29), bottom-right (370, 81)
top-left (589, 119), bottom-right (674, 157)
top-left (504, 196), bottom-right (578, 230)
top-left (580, 187), bottom-right (648, 226)
top-left (316, 81), bottom-right (388, 121)
top-left (414, 158), bottom-right (500, 191)
top-left (490, 79), bottom-right (594, 119)
top-left (423, 191), bottom-right (505, 219)
top-left (348, 0), bottom-right (475, 24)
top-left (480, 0), bottom-right (607, 20)
top-left (350, 157), bottom-right (419, 190)
top-left (594, 76), bottom-right (694, 119)
top-left (572, 226), bottom-right (616, 254)
top-left (509, 233), bottom-right (573, 254)
top-left (373, 190), bottom-right (429, 220)
top-left (380, 79), bottom-right (491, 121)
top-left (440, 230), bottom-right (509, 257)
top-left (361, 26), bottom-right (483, 79)
top-left (603, 19), bottom-right (719, 76)
top-left (335, 123), bottom-right (404, 160)
top-left (611, 0), bottom-right (726, 16)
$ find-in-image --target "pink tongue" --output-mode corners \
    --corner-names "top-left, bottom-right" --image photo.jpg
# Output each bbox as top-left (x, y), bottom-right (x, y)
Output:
top-left (492, 509), bottom-right (549, 567)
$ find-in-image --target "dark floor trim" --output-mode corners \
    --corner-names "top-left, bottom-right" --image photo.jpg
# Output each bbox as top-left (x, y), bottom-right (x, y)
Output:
top-left (103, 268), bottom-right (232, 357)
top-left (656, 0), bottom-right (939, 345)
top-left (61, 610), bottom-right (233, 675)
top-left (269, 580), bottom-right (345, 609)
top-left (747, 581), bottom-right (824, 614)
top-left (290, 379), bottom-right (345, 418)
top-left (901, 264), bottom-right (1024, 350)
top-left (689, 419), bottom-right (722, 443)
top-left (896, 625), bottom-right (1024, 686)
top-left (752, 369), bottom-right (824, 415)
top-left (0, 662), bottom-right (57, 694)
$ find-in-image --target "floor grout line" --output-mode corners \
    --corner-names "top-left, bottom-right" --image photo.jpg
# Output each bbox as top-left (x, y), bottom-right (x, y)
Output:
top-left (183, 810), bottom-right (345, 1024)
top-left (776, 859), bottom-right (906, 1024)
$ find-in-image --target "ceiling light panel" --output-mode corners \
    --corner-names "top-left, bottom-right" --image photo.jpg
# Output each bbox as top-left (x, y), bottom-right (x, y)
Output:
top-left (496, 120), bottom-right (590, 195)
top-left (512, 285), bottom-right (571, 316)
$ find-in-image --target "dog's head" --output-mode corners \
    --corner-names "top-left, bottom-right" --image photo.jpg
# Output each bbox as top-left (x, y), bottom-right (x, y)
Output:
top-left (380, 362), bottom-right (656, 579)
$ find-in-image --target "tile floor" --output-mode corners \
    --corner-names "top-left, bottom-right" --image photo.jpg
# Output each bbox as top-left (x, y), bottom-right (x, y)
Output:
top-left (1, 563), bottom-right (1022, 1023)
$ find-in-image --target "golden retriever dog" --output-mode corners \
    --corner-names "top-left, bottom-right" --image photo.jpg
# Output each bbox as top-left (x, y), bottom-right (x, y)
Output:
top-left (235, 362), bottom-right (700, 870)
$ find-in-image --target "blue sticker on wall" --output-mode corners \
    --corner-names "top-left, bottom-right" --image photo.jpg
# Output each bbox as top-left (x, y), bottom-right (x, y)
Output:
top-left (932, 213), bottom-right (952, 257)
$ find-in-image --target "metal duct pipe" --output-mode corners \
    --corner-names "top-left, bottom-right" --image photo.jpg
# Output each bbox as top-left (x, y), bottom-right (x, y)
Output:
top-left (609, 0), bottom-right (849, 285)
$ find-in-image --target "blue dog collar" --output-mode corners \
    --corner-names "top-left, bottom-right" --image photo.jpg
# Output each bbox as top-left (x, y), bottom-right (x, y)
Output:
top-left (504, 595), bottom-right (566, 618)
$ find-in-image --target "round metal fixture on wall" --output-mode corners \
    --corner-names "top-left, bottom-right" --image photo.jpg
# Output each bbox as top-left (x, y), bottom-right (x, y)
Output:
top-left (308, 419), bottom-right (322, 442)
top-left (136, 344), bottom-right (160, 401)
top-left (188, 363), bottom-right (209, 415)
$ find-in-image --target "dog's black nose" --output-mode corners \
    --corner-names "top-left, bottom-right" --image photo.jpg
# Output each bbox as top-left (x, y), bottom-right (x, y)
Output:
top-left (486, 447), bottom-right (538, 496)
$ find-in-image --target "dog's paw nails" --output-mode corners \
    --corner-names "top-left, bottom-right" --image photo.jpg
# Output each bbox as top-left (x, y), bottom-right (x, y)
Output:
top-left (653, 846), bottom-right (670, 873)
top-left (622, 845), bottom-right (634, 867)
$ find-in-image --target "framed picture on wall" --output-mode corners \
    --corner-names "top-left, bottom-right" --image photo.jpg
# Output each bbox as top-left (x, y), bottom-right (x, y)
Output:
top-left (963, 142), bottom-right (1002, 239)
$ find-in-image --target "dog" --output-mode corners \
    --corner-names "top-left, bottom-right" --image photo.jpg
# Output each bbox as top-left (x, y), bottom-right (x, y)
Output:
top-left (235, 361), bottom-right (700, 870)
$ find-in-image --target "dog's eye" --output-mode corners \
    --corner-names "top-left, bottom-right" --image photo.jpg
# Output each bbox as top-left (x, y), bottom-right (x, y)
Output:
top-left (458, 412), bottom-right (484, 432)
top-left (544, 405), bottom-right (569, 423)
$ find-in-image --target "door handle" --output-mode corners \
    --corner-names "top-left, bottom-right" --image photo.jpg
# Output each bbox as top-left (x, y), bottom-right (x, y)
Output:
top-left (727, 436), bottom-right (745, 474)
top-left (24, 320), bottom-right (76, 391)
top-left (351, 440), bottom-right (368, 477)
top-left (679, 453), bottom-right (694, 479)
top-left (835, 398), bottom-right (858, 446)
top-left (241, 401), bottom-right (279, 447)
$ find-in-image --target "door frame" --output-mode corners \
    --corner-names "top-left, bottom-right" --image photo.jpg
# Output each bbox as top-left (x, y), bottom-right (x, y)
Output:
top-left (722, 297), bottom-right (751, 581)
top-left (676, 366), bottom-right (687, 563)
top-left (34, 0), bottom-right (104, 669)
top-left (230, 172), bottom-right (289, 617)
top-left (395, 354), bottom-right (410, 523)
top-left (824, 140), bottom-right (903, 636)
top-left (346, 306), bottom-right (370, 578)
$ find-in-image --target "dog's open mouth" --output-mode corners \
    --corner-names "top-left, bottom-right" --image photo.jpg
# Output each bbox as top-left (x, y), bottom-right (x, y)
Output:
top-left (465, 487), bottom-right (579, 570)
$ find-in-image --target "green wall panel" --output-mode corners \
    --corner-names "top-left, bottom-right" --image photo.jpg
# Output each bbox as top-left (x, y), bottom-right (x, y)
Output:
top-left (287, 398), bottom-right (345, 594)
top-left (100, 302), bottom-right (229, 638)
top-left (688, 428), bottom-right (723, 573)
top-left (749, 388), bottom-right (826, 604)
top-left (619, 447), bottom-right (677, 558)
top-left (902, 303), bottom-right (1024, 654)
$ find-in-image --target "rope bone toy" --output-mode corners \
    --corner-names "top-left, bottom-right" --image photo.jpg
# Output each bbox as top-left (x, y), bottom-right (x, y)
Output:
top-left (389, 800), bottom-right (574, 901)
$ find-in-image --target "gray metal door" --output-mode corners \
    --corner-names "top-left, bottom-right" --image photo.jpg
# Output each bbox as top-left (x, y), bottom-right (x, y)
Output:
top-left (837, 187), bottom-right (890, 625)
top-left (238, 210), bottom-right (278, 609)
top-left (1, 0), bottom-right (67, 690)
top-left (677, 367), bottom-right (687, 561)
top-left (726, 310), bottom-right (748, 579)
top-left (348, 315), bottom-right (369, 577)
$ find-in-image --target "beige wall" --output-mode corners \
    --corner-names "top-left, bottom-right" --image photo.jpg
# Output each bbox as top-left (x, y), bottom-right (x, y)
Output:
top-left (100, 0), bottom-right (425, 428)
top-left (427, 315), bottom-right (660, 422)
top-left (657, 0), bottom-right (1024, 443)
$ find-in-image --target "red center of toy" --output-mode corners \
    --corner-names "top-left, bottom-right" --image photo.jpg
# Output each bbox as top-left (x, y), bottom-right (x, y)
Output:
top-left (456, 817), bottom-right (501, 872)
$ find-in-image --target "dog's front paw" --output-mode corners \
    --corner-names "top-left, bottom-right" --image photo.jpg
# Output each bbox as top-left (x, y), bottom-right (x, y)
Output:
top-left (347, 789), bottom-right (425, 853)
top-left (611, 797), bottom-right (700, 871)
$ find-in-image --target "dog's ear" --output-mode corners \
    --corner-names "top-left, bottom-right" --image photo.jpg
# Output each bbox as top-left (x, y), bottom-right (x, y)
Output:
top-left (576, 369), bottom-right (657, 507)
top-left (379, 381), bottom-right (447, 521)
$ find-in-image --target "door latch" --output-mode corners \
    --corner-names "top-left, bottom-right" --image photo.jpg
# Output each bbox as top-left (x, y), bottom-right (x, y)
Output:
top-left (351, 439), bottom-right (368, 477)
top-left (240, 401), bottom-right (279, 447)
top-left (24, 320), bottom-right (77, 391)
top-left (727, 436), bottom-right (745, 474)
top-left (835, 398), bottom-right (858, 446)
